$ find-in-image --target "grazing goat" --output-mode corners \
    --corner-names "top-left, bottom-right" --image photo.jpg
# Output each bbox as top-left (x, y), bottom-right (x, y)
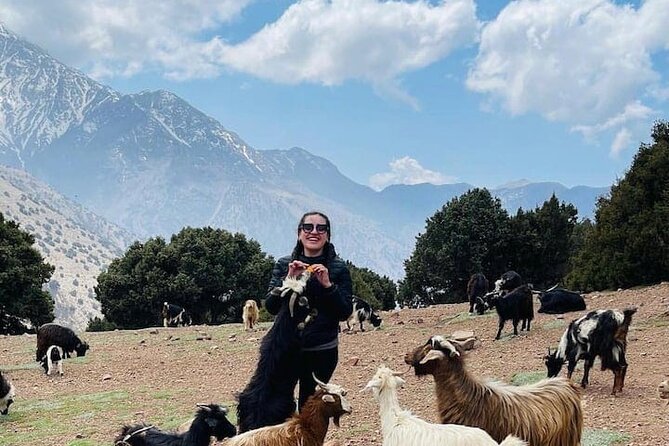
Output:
top-left (483, 285), bottom-right (534, 339)
top-left (115, 403), bottom-right (236, 446)
top-left (0, 371), bottom-right (15, 415)
top-left (236, 273), bottom-right (317, 433)
top-left (345, 296), bottom-right (382, 331)
top-left (40, 345), bottom-right (64, 376)
top-left (226, 375), bottom-right (351, 446)
top-left (364, 365), bottom-right (526, 446)
top-left (545, 307), bottom-right (637, 395)
top-left (467, 273), bottom-right (489, 314)
top-left (36, 323), bottom-right (89, 361)
top-left (535, 287), bottom-right (586, 314)
top-left (0, 308), bottom-right (35, 335)
top-left (162, 302), bottom-right (192, 327)
top-left (243, 300), bottom-right (260, 330)
top-left (405, 336), bottom-right (583, 446)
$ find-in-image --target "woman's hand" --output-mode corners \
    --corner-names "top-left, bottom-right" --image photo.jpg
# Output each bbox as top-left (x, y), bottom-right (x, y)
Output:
top-left (310, 264), bottom-right (332, 288)
top-left (287, 260), bottom-right (309, 277)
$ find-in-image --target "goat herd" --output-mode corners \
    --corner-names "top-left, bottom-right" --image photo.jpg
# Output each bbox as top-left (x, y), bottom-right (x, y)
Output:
top-left (0, 270), bottom-right (667, 445)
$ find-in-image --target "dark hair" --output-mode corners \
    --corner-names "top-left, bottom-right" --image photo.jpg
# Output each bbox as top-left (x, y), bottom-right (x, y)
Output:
top-left (291, 211), bottom-right (334, 263)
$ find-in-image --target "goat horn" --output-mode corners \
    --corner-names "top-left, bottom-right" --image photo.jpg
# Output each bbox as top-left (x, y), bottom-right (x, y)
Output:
top-left (196, 403), bottom-right (212, 412)
top-left (312, 373), bottom-right (328, 388)
top-left (546, 283), bottom-right (559, 292)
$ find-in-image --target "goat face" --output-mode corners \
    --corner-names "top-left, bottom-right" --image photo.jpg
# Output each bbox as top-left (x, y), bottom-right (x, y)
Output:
top-left (544, 348), bottom-right (564, 378)
top-left (75, 342), bottom-right (89, 357)
top-left (196, 404), bottom-right (237, 440)
top-left (404, 336), bottom-right (460, 375)
top-left (369, 312), bottom-right (383, 328)
top-left (363, 365), bottom-right (406, 399)
top-left (0, 383), bottom-right (15, 415)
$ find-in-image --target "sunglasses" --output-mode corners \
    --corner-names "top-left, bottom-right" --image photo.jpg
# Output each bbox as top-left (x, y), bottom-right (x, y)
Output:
top-left (300, 223), bottom-right (329, 234)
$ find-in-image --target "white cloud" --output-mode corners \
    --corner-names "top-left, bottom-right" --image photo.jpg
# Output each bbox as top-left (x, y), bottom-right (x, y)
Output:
top-left (0, 0), bottom-right (479, 92)
top-left (0, 0), bottom-right (253, 80)
top-left (369, 156), bottom-right (456, 191)
top-left (213, 0), bottom-right (479, 91)
top-left (467, 0), bottom-right (669, 134)
top-left (610, 127), bottom-right (632, 157)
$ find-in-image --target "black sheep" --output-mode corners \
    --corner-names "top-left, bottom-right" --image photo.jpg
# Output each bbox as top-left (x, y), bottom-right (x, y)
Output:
top-left (36, 323), bottom-right (89, 361)
top-left (115, 403), bottom-right (236, 446)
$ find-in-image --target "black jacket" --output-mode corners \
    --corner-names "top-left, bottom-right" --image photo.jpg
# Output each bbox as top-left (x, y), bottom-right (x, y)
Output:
top-left (264, 250), bottom-right (353, 349)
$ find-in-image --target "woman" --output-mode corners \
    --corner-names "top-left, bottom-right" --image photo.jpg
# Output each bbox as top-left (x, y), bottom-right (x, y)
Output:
top-left (264, 211), bottom-right (353, 410)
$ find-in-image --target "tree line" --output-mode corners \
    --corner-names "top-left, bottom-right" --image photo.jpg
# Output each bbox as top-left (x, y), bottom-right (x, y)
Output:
top-left (1, 121), bottom-right (667, 331)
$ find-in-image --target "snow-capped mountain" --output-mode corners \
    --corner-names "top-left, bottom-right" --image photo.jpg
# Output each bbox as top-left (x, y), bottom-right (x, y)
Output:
top-left (0, 22), bottom-right (608, 290)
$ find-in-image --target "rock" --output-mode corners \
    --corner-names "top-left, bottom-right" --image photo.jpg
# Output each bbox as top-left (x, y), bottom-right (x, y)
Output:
top-left (101, 374), bottom-right (112, 381)
top-left (347, 356), bottom-right (360, 366)
top-left (196, 336), bottom-right (212, 341)
top-left (149, 329), bottom-right (159, 335)
top-left (75, 433), bottom-right (84, 439)
top-left (451, 337), bottom-right (477, 351)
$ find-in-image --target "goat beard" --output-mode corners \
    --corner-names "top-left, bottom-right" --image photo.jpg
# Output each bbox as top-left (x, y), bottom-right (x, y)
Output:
top-left (332, 414), bottom-right (341, 427)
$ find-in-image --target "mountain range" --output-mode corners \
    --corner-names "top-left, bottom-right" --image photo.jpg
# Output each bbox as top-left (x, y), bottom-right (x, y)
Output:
top-left (0, 24), bottom-right (609, 328)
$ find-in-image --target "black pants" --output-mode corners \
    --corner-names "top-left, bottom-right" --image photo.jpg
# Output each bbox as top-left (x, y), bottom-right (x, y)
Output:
top-left (297, 347), bottom-right (338, 410)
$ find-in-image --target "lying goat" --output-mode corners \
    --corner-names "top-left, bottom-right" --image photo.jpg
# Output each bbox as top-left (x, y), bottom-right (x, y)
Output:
top-left (115, 403), bottom-right (236, 446)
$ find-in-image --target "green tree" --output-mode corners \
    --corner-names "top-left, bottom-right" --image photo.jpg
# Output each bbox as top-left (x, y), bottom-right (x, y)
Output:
top-left (399, 189), bottom-right (510, 306)
top-left (0, 212), bottom-right (55, 328)
top-left (567, 121), bottom-right (669, 290)
top-left (96, 226), bottom-right (274, 328)
top-left (508, 195), bottom-right (578, 288)
top-left (347, 262), bottom-right (397, 310)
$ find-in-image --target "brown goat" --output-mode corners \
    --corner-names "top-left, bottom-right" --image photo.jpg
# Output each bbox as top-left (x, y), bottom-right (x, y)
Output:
top-left (405, 336), bottom-right (583, 446)
top-left (225, 376), bottom-right (351, 446)
top-left (243, 300), bottom-right (260, 331)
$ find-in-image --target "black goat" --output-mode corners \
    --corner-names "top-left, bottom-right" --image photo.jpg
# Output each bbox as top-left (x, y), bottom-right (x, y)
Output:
top-left (545, 308), bottom-right (637, 395)
top-left (236, 292), bottom-right (314, 433)
top-left (36, 323), bottom-right (89, 361)
top-left (466, 273), bottom-right (489, 314)
top-left (0, 371), bottom-right (15, 415)
top-left (115, 403), bottom-right (236, 446)
top-left (487, 285), bottom-right (534, 340)
top-left (536, 287), bottom-right (586, 314)
top-left (494, 270), bottom-right (522, 293)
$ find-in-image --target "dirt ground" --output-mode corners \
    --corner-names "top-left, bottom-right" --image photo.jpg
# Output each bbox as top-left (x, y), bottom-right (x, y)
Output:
top-left (1, 284), bottom-right (668, 445)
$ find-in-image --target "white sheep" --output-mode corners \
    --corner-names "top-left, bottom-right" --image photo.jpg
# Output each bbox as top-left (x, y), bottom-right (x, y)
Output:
top-left (363, 365), bottom-right (526, 446)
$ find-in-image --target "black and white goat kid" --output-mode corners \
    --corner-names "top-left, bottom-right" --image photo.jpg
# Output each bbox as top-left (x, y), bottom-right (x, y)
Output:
top-left (0, 371), bottom-right (15, 415)
top-left (40, 345), bottom-right (64, 376)
top-left (346, 296), bottom-right (382, 331)
top-left (545, 308), bottom-right (637, 395)
top-left (115, 403), bottom-right (236, 446)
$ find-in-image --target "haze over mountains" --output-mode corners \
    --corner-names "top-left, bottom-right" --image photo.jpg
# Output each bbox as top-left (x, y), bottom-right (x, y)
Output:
top-left (0, 24), bottom-right (609, 328)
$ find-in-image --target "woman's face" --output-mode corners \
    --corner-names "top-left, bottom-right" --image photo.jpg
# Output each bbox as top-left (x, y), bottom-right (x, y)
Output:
top-left (299, 214), bottom-right (329, 256)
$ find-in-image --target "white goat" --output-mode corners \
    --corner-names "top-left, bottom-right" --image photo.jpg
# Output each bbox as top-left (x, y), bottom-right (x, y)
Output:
top-left (363, 365), bottom-right (526, 446)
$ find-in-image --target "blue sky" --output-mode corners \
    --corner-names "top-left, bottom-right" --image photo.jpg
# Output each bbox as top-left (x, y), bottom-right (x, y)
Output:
top-left (2, 0), bottom-right (667, 189)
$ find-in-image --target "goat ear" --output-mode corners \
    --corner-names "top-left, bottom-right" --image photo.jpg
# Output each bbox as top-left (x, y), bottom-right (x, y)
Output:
top-left (419, 349), bottom-right (446, 364)
top-left (322, 394), bottom-right (336, 403)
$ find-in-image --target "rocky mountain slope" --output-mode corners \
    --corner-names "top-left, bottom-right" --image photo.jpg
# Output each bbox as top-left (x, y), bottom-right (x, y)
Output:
top-left (0, 165), bottom-right (134, 329)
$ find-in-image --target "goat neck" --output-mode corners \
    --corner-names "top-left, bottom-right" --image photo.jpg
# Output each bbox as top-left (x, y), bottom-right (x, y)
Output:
top-left (181, 416), bottom-right (215, 446)
top-left (431, 357), bottom-right (486, 424)
top-left (375, 384), bottom-right (404, 436)
top-left (295, 391), bottom-right (334, 445)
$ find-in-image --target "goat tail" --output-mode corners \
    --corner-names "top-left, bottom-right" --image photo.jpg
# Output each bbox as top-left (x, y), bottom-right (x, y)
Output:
top-left (499, 435), bottom-right (528, 446)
